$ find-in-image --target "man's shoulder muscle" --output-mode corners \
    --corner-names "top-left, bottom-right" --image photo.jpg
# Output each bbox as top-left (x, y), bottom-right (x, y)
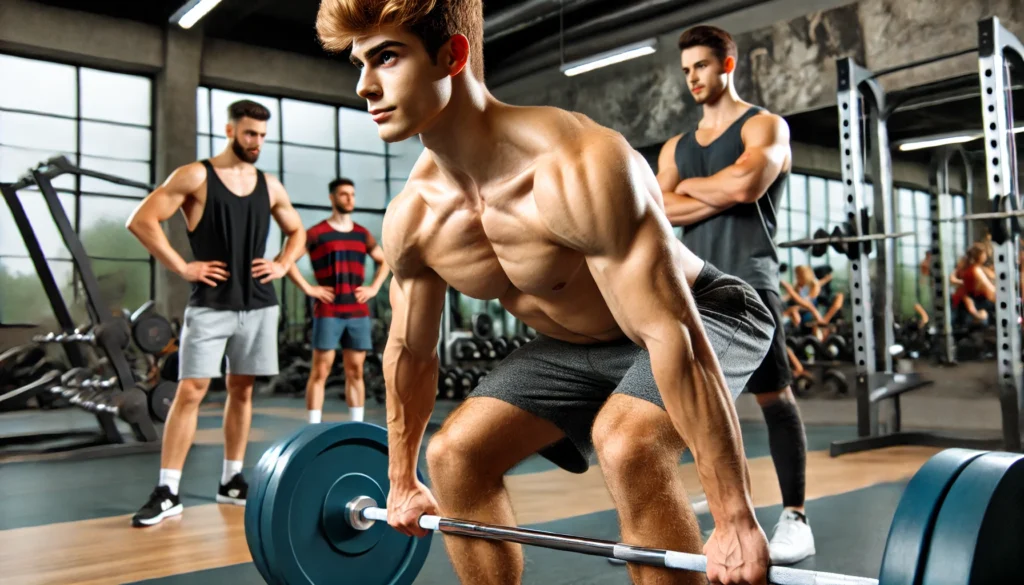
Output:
top-left (165, 161), bottom-right (208, 196)
top-left (382, 188), bottom-right (429, 276)
top-left (535, 130), bottom-right (649, 251)
top-left (741, 111), bottom-right (789, 144)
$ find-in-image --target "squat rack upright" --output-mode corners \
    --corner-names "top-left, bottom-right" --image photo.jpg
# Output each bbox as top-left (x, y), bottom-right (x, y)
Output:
top-left (829, 16), bottom-right (1023, 456)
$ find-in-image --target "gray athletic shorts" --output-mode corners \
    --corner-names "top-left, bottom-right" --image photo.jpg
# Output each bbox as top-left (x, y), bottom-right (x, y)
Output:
top-left (469, 262), bottom-right (775, 474)
top-left (178, 305), bottom-right (280, 379)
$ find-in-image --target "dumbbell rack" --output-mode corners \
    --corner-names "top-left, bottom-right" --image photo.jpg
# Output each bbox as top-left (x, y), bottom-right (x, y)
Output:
top-left (828, 17), bottom-right (1024, 456)
top-left (0, 156), bottom-right (161, 462)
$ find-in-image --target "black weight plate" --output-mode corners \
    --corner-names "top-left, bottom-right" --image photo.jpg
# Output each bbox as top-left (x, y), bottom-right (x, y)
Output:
top-left (133, 314), bottom-right (173, 354)
top-left (920, 451), bottom-right (1024, 585)
top-left (261, 422), bottom-right (431, 585)
top-left (148, 380), bottom-right (176, 423)
top-left (246, 430), bottom-right (305, 585)
top-left (877, 448), bottom-right (986, 585)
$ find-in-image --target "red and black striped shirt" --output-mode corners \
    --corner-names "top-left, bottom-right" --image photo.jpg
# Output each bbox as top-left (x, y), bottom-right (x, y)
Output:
top-left (306, 220), bottom-right (378, 319)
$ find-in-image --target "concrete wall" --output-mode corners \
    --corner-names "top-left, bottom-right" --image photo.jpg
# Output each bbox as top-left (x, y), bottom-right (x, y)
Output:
top-left (495, 0), bottom-right (1023, 142)
top-left (493, 0), bottom-right (1022, 192)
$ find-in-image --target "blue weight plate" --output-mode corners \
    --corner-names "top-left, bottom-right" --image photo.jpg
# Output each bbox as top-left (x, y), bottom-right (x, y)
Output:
top-left (921, 451), bottom-right (1024, 585)
top-left (877, 448), bottom-right (987, 585)
top-left (261, 422), bottom-right (432, 585)
top-left (246, 428), bottom-right (305, 585)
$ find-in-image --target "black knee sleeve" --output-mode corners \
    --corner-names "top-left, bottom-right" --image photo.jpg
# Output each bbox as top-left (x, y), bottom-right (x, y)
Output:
top-left (761, 398), bottom-right (807, 508)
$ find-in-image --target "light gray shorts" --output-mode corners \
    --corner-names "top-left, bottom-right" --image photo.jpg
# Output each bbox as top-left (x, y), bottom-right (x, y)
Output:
top-left (178, 305), bottom-right (280, 379)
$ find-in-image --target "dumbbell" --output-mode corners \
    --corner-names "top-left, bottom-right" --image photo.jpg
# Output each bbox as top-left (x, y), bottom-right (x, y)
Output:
top-left (509, 336), bottom-right (530, 351)
top-left (821, 369), bottom-right (849, 395)
top-left (793, 375), bottom-right (815, 398)
top-left (798, 336), bottom-right (824, 362)
top-left (472, 313), bottom-right (495, 341)
top-left (452, 339), bottom-right (481, 361)
top-left (94, 387), bottom-right (149, 424)
top-left (492, 337), bottom-right (510, 358)
top-left (458, 368), bottom-right (478, 398)
top-left (478, 339), bottom-right (497, 360)
top-left (34, 321), bottom-right (131, 351)
top-left (442, 367), bottom-right (463, 400)
top-left (130, 301), bottom-right (174, 355)
top-left (822, 334), bottom-right (848, 360)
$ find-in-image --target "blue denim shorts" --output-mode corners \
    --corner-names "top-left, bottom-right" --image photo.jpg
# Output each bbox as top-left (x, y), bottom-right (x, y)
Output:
top-left (311, 316), bottom-right (373, 351)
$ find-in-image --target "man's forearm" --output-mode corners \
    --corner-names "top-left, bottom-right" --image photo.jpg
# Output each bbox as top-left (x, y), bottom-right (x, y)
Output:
top-left (662, 191), bottom-right (727, 226)
top-left (278, 230), bottom-right (306, 268)
top-left (678, 171), bottom-right (754, 207)
top-left (648, 323), bottom-right (755, 525)
top-left (128, 219), bottom-right (188, 277)
top-left (384, 342), bottom-right (439, 486)
top-left (286, 263), bottom-right (313, 293)
top-left (369, 262), bottom-right (391, 290)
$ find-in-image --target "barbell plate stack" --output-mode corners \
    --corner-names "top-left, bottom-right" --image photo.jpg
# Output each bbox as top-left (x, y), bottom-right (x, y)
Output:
top-left (875, 448), bottom-right (986, 585)
top-left (920, 451), bottom-right (1024, 585)
top-left (257, 423), bottom-right (431, 585)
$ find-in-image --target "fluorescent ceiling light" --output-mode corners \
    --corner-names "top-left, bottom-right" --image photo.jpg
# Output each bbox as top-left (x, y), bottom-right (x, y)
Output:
top-left (897, 126), bottom-right (1023, 151)
top-left (561, 39), bottom-right (657, 77)
top-left (898, 134), bottom-right (980, 151)
top-left (171, 0), bottom-right (225, 30)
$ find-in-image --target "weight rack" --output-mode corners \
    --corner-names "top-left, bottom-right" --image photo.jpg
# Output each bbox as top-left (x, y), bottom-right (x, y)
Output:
top-left (829, 16), bottom-right (1023, 456)
top-left (0, 156), bottom-right (162, 462)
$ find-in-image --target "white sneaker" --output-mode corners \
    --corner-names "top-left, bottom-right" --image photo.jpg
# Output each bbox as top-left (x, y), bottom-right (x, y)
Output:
top-left (768, 509), bottom-right (815, 565)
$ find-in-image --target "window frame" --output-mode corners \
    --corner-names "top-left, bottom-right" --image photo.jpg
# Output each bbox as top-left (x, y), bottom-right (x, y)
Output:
top-left (0, 52), bottom-right (157, 323)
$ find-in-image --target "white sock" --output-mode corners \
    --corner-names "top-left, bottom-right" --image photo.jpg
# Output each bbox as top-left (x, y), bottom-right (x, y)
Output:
top-left (222, 460), bottom-right (243, 485)
top-left (351, 406), bottom-right (364, 422)
top-left (309, 409), bottom-right (322, 424)
top-left (159, 469), bottom-right (182, 496)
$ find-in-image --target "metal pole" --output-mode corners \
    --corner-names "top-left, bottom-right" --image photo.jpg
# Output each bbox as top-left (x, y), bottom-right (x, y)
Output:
top-left (929, 149), bottom-right (957, 364)
top-left (837, 57), bottom-right (878, 438)
top-left (978, 16), bottom-right (1023, 451)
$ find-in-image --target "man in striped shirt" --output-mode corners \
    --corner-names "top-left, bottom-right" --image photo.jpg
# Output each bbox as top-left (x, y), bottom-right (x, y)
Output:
top-left (287, 178), bottom-right (390, 423)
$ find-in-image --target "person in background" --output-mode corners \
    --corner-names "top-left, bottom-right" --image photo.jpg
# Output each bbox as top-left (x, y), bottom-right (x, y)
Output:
top-left (286, 178), bottom-right (390, 424)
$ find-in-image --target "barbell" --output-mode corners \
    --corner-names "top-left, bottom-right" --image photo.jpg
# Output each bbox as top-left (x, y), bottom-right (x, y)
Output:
top-left (778, 227), bottom-right (914, 258)
top-left (244, 422), bottom-right (1024, 585)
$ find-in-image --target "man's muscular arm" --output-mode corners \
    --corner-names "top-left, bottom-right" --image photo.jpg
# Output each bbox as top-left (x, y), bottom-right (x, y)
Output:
top-left (126, 163), bottom-right (229, 286)
top-left (356, 238), bottom-right (392, 303)
top-left (538, 136), bottom-right (759, 529)
top-left (259, 175), bottom-right (306, 283)
top-left (656, 135), bottom-right (727, 227)
top-left (677, 114), bottom-right (791, 206)
top-left (379, 195), bottom-right (447, 536)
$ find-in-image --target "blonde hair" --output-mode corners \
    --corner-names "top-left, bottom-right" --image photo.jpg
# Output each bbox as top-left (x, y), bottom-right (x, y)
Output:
top-left (316, 0), bottom-right (485, 80)
top-left (795, 265), bottom-right (815, 285)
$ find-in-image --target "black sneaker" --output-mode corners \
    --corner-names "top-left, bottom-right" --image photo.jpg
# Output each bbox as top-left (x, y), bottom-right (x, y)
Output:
top-left (131, 485), bottom-right (183, 527)
top-left (216, 473), bottom-right (248, 506)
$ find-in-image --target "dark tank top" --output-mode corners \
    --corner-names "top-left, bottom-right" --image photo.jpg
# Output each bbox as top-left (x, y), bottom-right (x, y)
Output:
top-left (187, 160), bottom-right (278, 311)
top-left (675, 106), bottom-right (787, 292)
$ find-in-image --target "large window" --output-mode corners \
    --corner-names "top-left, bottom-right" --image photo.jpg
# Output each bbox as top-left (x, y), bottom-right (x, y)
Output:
top-left (196, 88), bottom-right (424, 335)
top-left (776, 171), bottom-right (972, 320)
top-left (0, 54), bottom-right (154, 325)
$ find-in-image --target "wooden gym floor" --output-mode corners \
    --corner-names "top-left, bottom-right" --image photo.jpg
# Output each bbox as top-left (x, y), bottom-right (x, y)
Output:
top-left (0, 394), bottom-right (944, 585)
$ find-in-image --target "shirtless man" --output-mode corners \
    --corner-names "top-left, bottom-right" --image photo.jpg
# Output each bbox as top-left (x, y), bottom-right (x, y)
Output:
top-left (126, 99), bottom-right (305, 526)
top-left (317, 2), bottom-right (775, 584)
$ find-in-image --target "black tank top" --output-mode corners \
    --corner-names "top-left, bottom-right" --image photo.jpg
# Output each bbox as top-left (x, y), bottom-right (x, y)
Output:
top-left (675, 106), bottom-right (788, 291)
top-left (187, 160), bottom-right (278, 311)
